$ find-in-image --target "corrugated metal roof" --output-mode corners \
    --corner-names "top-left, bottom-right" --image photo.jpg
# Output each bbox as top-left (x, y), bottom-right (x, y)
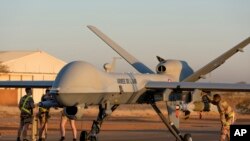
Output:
top-left (0, 51), bottom-right (36, 63)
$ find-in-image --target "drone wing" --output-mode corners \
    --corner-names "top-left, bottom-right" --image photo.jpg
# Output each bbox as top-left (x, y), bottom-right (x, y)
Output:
top-left (183, 37), bottom-right (250, 82)
top-left (146, 81), bottom-right (250, 92)
top-left (0, 81), bottom-right (53, 88)
top-left (87, 25), bottom-right (154, 74)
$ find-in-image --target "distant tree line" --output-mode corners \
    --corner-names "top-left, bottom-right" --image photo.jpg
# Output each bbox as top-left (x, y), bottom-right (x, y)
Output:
top-left (0, 62), bottom-right (9, 73)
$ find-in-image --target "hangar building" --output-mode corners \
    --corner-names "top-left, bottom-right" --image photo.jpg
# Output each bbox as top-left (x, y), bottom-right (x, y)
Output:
top-left (0, 51), bottom-right (66, 106)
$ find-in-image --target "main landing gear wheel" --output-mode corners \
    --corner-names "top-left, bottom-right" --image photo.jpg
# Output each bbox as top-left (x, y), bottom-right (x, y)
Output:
top-left (183, 133), bottom-right (192, 141)
top-left (80, 131), bottom-right (87, 141)
top-left (79, 130), bottom-right (98, 141)
top-left (90, 136), bottom-right (97, 141)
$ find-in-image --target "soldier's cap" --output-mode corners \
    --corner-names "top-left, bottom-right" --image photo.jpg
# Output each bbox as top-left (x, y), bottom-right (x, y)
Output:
top-left (213, 94), bottom-right (221, 103)
top-left (25, 87), bottom-right (32, 93)
top-left (45, 89), bottom-right (50, 93)
top-left (25, 87), bottom-right (31, 91)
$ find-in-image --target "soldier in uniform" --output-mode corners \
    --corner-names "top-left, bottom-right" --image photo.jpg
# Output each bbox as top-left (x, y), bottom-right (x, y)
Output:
top-left (38, 89), bottom-right (51, 141)
top-left (211, 94), bottom-right (235, 141)
top-left (17, 87), bottom-right (35, 141)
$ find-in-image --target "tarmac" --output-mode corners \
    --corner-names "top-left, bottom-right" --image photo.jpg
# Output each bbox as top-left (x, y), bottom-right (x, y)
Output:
top-left (1, 113), bottom-right (250, 141)
top-left (0, 116), bottom-right (250, 141)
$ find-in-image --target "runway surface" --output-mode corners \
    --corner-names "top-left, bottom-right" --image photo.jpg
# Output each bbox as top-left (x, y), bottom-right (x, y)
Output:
top-left (1, 113), bottom-right (250, 141)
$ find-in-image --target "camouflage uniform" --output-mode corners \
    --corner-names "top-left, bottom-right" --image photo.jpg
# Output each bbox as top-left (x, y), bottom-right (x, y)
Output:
top-left (38, 91), bottom-right (51, 141)
top-left (19, 94), bottom-right (35, 127)
top-left (38, 94), bottom-right (50, 123)
top-left (216, 100), bottom-right (235, 141)
top-left (17, 90), bottom-right (35, 141)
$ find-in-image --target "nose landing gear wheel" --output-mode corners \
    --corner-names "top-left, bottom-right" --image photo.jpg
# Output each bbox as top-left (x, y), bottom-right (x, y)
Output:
top-left (80, 131), bottom-right (87, 141)
top-left (183, 133), bottom-right (192, 141)
top-left (80, 104), bottom-right (119, 141)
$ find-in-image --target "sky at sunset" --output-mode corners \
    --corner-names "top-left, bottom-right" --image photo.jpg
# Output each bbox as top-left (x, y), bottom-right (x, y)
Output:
top-left (0, 0), bottom-right (250, 83)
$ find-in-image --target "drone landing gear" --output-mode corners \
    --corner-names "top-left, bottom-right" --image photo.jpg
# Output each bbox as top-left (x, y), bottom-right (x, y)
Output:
top-left (80, 104), bottom-right (119, 141)
top-left (150, 102), bottom-right (192, 141)
top-left (80, 102), bottom-right (192, 141)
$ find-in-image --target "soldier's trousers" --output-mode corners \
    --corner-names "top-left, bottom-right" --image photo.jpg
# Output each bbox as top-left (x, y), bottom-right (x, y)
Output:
top-left (220, 116), bottom-right (235, 141)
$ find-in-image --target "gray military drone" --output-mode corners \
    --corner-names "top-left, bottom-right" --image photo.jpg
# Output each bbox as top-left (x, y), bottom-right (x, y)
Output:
top-left (1, 26), bottom-right (250, 141)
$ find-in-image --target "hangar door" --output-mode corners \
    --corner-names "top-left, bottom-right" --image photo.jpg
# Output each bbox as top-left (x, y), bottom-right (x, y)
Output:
top-left (0, 89), bottom-right (18, 106)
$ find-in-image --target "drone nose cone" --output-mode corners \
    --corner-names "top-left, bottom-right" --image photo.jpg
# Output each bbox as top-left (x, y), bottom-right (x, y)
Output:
top-left (52, 61), bottom-right (105, 106)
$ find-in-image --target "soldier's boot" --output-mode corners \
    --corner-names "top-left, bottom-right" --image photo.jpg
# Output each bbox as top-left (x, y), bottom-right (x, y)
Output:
top-left (59, 136), bottom-right (65, 141)
top-left (38, 138), bottom-right (46, 141)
